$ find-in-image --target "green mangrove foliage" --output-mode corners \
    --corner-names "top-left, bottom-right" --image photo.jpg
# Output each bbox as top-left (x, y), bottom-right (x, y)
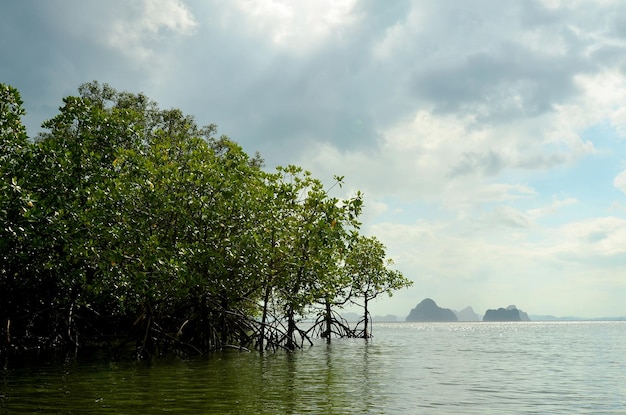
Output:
top-left (0, 82), bottom-right (412, 359)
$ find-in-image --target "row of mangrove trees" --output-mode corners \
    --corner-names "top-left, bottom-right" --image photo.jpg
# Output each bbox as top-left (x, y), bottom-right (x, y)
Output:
top-left (0, 81), bottom-right (411, 360)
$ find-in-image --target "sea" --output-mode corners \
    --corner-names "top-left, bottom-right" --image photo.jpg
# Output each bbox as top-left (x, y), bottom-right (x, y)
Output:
top-left (1, 321), bottom-right (625, 414)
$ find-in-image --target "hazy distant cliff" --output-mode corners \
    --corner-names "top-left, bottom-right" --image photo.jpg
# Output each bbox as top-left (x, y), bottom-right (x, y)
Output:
top-left (406, 298), bottom-right (458, 322)
top-left (483, 305), bottom-right (530, 321)
top-left (454, 306), bottom-right (480, 322)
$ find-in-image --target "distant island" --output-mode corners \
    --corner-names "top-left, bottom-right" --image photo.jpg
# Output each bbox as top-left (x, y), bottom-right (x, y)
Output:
top-left (406, 298), bottom-right (458, 322)
top-left (370, 299), bottom-right (626, 323)
top-left (483, 305), bottom-right (530, 321)
top-left (404, 299), bottom-right (532, 322)
top-left (455, 306), bottom-right (480, 321)
top-left (374, 314), bottom-right (400, 322)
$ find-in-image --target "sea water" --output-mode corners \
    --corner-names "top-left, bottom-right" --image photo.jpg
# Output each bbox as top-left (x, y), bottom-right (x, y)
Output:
top-left (1, 321), bottom-right (625, 414)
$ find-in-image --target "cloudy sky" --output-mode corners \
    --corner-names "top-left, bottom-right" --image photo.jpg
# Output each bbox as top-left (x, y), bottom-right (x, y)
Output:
top-left (3, 0), bottom-right (626, 318)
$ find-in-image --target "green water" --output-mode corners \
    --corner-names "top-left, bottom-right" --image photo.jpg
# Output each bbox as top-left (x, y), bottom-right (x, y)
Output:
top-left (1, 339), bottom-right (387, 414)
top-left (3, 322), bottom-right (626, 414)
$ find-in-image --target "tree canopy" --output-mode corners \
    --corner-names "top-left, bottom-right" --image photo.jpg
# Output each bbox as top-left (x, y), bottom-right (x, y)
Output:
top-left (0, 81), bottom-right (411, 360)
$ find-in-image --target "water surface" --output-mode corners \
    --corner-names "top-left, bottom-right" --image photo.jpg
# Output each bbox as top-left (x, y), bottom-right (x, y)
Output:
top-left (2, 321), bottom-right (625, 414)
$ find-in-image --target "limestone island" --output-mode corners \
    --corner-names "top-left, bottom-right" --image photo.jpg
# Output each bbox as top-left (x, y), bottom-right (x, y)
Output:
top-left (406, 298), bottom-right (458, 322)
top-left (483, 305), bottom-right (531, 321)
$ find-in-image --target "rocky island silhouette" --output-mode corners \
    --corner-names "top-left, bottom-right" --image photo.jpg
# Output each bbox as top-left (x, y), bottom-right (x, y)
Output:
top-left (406, 298), bottom-right (531, 322)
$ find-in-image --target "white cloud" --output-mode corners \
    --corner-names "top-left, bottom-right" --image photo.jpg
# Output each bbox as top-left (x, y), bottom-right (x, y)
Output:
top-left (232, 0), bottom-right (357, 51)
top-left (107, 0), bottom-right (197, 61)
top-left (528, 196), bottom-right (577, 219)
top-left (302, 100), bottom-right (585, 217)
top-left (574, 71), bottom-right (626, 137)
top-left (488, 205), bottom-right (533, 228)
top-left (142, 0), bottom-right (197, 34)
top-left (613, 170), bottom-right (626, 193)
top-left (548, 216), bottom-right (626, 258)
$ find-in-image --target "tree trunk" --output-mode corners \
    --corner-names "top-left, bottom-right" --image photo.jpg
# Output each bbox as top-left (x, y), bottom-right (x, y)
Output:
top-left (259, 285), bottom-right (271, 352)
top-left (286, 308), bottom-right (296, 350)
top-left (363, 297), bottom-right (369, 339)
top-left (220, 295), bottom-right (229, 347)
top-left (323, 298), bottom-right (332, 343)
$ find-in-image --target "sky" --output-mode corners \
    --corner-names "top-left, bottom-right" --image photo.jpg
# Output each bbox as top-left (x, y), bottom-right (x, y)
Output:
top-left (3, 0), bottom-right (626, 319)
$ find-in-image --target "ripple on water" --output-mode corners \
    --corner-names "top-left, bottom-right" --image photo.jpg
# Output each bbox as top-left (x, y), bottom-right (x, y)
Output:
top-left (2, 322), bottom-right (626, 414)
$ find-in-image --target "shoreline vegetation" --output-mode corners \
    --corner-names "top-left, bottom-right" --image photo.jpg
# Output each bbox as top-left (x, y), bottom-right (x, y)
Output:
top-left (0, 82), bottom-right (412, 363)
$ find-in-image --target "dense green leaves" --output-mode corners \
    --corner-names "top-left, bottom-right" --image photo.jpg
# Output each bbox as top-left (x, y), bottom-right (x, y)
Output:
top-left (0, 82), bottom-right (410, 359)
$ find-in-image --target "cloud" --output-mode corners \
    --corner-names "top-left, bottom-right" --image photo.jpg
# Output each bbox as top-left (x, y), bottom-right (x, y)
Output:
top-left (364, 2), bottom-right (593, 125)
top-left (548, 216), bottom-right (626, 262)
top-left (0, 1), bottom-right (198, 135)
top-left (487, 205), bottom-right (533, 229)
top-left (527, 196), bottom-right (577, 219)
top-left (613, 170), bottom-right (626, 193)
top-left (449, 151), bottom-right (506, 178)
top-left (231, 0), bottom-right (357, 50)
top-left (138, 0), bottom-right (616, 171)
top-left (106, 0), bottom-right (197, 61)
top-left (410, 47), bottom-right (586, 122)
